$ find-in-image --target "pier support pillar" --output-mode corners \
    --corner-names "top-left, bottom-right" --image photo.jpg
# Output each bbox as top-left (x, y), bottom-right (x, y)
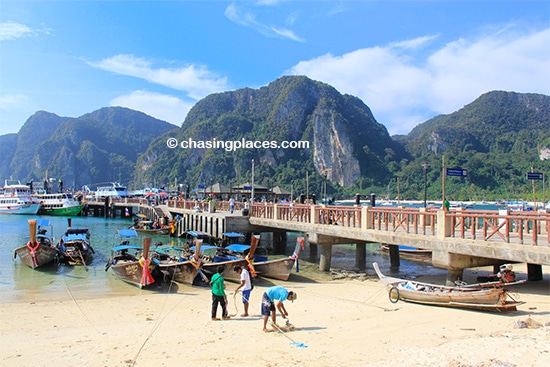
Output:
top-left (355, 242), bottom-right (366, 270)
top-left (388, 244), bottom-right (400, 272)
top-left (273, 231), bottom-right (287, 254)
top-left (446, 269), bottom-right (464, 286)
top-left (319, 244), bottom-right (332, 272)
top-left (527, 264), bottom-right (543, 281)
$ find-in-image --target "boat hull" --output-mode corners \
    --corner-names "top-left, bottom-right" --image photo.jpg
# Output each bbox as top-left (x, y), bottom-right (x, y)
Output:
top-left (158, 261), bottom-right (199, 285)
top-left (13, 244), bottom-right (58, 269)
top-left (0, 203), bottom-right (41, 215)
top-left (202, 258), bottom-right (249, 282)
top-left (110, 261), bottom-right (157, 288)
top-left (373, 262), bottom-right (524, 312)
top-left (39, 204), bottom-right (85, 216)
top-left (254, 257), bottom-right (296, 281)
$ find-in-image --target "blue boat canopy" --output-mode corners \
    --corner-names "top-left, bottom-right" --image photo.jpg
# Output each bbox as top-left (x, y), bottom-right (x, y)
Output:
top-left (64, 233), bottom-right (89, 241)
top-left (37, 219), bottom-right (50, 227)
top-left (190, 244), bottom-right (219, 252)
top-left (225, 244), bottom-right (251, 253)
top-left (222, 232), bottom-right (245, 238)
top-left (118, 229), bottom-right (138, 237)
top-left (186, 230), bottom-right (210, 237)
top-left (113, 244), bottom-right (142, 252)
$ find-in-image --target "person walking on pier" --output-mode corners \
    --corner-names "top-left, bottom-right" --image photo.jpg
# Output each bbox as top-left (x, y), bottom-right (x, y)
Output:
top-left (234, 265), bottom-right (252, 317)
top-left (210, 266), bottom-right (230, 320)
top-left (261, 286), bottom-right (297, 332)
top-left (229, 196), bottom-right (235, 214)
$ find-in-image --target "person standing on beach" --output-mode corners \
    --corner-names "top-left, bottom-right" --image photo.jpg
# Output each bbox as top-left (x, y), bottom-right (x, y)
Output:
top-left (234, 265), bottom-right (252, 317)
top-left (210, 266), bottom-right (230, 320)
top-left (261, 285), bottom-right (297, 332)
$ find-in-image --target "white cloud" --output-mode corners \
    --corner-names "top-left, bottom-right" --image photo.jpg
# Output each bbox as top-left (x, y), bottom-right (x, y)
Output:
top-left (89, 55), bottom-right (229, 100)
top-left (0, 21), bottom-right (49, 41)
top-left (110, 90), bottom-right (194, 126)
top-left (0, 93), bottom-right (28, 110)
top-left (224, 3), bottom-right (304, 42)
top-left (288, 27), bottom-right (550, 135)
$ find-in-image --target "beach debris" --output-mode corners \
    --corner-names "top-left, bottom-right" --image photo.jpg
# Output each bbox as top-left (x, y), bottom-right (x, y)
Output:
top-left (330, 269), bottom-right (374, 281)
top-left (513, 316), bottom-right (543, 329)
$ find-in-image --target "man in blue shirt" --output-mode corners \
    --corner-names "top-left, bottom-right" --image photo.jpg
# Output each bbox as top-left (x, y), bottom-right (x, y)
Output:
top-left (261, 285), bottom-right (297, 332)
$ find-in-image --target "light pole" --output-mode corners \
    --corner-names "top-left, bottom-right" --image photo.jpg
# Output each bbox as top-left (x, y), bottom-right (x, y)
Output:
top-left (422, 163), bottom-right (429, 208)
top-left (251, 159), bottom-right (255, 203)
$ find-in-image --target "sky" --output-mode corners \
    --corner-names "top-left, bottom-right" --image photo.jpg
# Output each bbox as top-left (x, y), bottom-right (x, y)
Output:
top-left (0, 0), bottom-right (549, 137)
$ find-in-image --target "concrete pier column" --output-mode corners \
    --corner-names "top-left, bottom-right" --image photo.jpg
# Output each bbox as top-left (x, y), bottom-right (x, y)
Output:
top-left (355, 242), bottom-right (366, 270)
top-left (273, 231), bottom-right (287, 254)
top-left (446, 269), bottom-right (464, 286)
top-left (388, 244), bottom-right (400, 271)
top-left (527, 264), bottom-right (543, 281)
top-left (319, 244), bottom-right (332, 272)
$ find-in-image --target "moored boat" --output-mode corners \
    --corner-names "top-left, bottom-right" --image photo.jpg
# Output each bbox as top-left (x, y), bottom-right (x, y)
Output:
top-left (372, 262), bottom-right (524, 312)
top-left (34, 192), bottom-right (85, 216)
top-left (105, 233), bottom-right (157, 288)
top-left (152, 242), bottom-right (205, 285)
top-left (380, 244), bottom-right (432, 262)
top-left (56, 218), bottom-right (94, 265)
top-left (252, 237), bottom-right (305, 281)
top-left (0, 180), bottom-right (41, 215)
top-left (13, 219), bottom-right (59, 269)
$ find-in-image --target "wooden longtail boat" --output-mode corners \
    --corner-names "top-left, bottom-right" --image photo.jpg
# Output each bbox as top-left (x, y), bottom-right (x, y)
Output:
top-left (56, 218), bottom-right (94, 266)
top-left (106, 232), bottom-right (157, 288)
top-left (152, 242), bottom-right (206, 285)
top-left (250, 236), bottom-right (305, 281)
top-left (380, 244), bottom-right (432, 261)
top-left (13, 219), bottom-right (59, 269)
top-left (372, 262), bottom-right (525, 312)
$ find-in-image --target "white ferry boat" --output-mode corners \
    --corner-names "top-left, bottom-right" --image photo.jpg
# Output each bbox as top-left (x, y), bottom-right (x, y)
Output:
top-left (95, 182), bottom-right (129, 199)
top-left (0, 180), bottom-right (41, 214)
top-left (34, 192), bottom-right (85, 216)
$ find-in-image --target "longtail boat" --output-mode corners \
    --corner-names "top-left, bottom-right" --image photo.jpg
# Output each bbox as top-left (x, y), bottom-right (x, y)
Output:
top-left (372, 262), bottom-right (525, 312)
top-left (152, 242), bottom-right (206, 285)
top-left (249, 236), bottom-right (305, 281)
top-left (106, 232), bottom-right (157, 288)
top-left (13, 219), bottom-right (59, 269)
top-left (56, 218), bottom-right (94, 266)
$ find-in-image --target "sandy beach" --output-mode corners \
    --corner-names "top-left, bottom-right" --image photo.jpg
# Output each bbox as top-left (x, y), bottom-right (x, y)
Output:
top-left (1, 265), bottom-right (549, 367)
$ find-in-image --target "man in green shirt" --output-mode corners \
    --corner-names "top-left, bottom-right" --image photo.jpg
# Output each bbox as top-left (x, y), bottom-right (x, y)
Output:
top-left (210, 265), bottom-right (230, 320)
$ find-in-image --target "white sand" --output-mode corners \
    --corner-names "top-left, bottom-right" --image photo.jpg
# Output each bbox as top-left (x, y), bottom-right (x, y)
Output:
top-left (1, 266), bottom-right (549, 367)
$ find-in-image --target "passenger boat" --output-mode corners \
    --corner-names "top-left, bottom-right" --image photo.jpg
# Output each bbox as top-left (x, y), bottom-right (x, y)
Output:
top-left (193, 244), bottom-right (249, 283)
top-left (105, 232), bottom-right (157, 288)
top-left (34, 192), bottom-right (85, 216)
top-left (0, 180), bottom-right (41, 214)
top-left (13, 219), bottom-right (59, 269)
top-left (56, 218), bottom-right (94, 265)
top-left (131, 221), bottom-right (171, 235)
top-left (372, 262), bottom-right (525, 312)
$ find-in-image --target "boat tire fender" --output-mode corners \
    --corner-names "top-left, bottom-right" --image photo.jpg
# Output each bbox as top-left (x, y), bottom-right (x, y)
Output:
top-left (389, 286), bottom-right (400, 303)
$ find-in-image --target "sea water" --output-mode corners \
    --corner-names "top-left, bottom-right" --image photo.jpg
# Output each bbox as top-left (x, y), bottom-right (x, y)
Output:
top-left (0, 214), bottom-right (446, 303)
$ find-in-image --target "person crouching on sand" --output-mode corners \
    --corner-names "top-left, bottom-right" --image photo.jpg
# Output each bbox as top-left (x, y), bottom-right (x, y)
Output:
top-left (261, 285), bottom-right (297, 332)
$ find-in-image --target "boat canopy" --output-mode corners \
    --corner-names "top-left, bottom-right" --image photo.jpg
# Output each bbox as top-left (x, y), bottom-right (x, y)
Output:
top-left (37, 219), bottom-right (51, 227)
top-left (112, 244), bottom-right (142, 252)
top-left (118, 229), bottom-right (138, 237)
top-left (64, 233), bottom-right (89, 241)
top-left (190, 244), bottom-right (219, 252)
top-left (186, 230), bottom-right (210, 237)
top-left (222, 232), bottom-right (245, 238)
top-left (225, 244), bottom-right (251, 253)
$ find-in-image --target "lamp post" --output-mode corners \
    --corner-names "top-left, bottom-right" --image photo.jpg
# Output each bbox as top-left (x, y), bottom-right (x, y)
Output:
top-left (290, 180), bottom-right (294, 202)
top-left (422, 163), bottom-right (429, 208)
top-left (251, 159), bottom-right (255, 203)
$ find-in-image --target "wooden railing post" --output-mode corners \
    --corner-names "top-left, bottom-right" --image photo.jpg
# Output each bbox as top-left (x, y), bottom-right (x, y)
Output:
top-left (311, 205), bottom-right (318, 224)
top-left (273, 203), bottom-right (278, 220)
top-left (361, 206), bottom-right (372, 229)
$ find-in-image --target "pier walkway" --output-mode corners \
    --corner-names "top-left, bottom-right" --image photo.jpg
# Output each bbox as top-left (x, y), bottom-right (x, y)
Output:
top-left (85, 198), bottom-right (550, 282)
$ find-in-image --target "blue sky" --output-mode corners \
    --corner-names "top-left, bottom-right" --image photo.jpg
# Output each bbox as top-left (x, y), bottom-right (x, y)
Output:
top-left (0, 1), bottom-right (549, 137)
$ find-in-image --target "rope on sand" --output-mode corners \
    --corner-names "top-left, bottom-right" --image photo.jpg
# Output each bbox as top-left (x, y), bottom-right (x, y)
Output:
top-left (63, 278), bottom-right (102, 335)
top-left (299, 287), bottom-right (399, 312)
top-left (129, 268), bottom-right (183, 367)
top-left (271, 322), bottom-right (307, 348)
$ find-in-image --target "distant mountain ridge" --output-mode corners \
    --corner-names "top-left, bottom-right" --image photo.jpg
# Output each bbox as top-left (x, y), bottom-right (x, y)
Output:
top-left (1, 107), bottom-right (177, 189)
top-left (0, 78), bottom-right (548, 201)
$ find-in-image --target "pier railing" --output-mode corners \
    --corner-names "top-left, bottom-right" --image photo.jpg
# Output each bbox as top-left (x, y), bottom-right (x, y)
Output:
top-left (249, 203), bottom-right (550, 247)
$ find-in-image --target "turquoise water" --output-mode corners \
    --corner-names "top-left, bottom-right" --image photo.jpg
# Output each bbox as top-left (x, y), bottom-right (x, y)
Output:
top-left (1, 214), bottom-right (447, 303)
